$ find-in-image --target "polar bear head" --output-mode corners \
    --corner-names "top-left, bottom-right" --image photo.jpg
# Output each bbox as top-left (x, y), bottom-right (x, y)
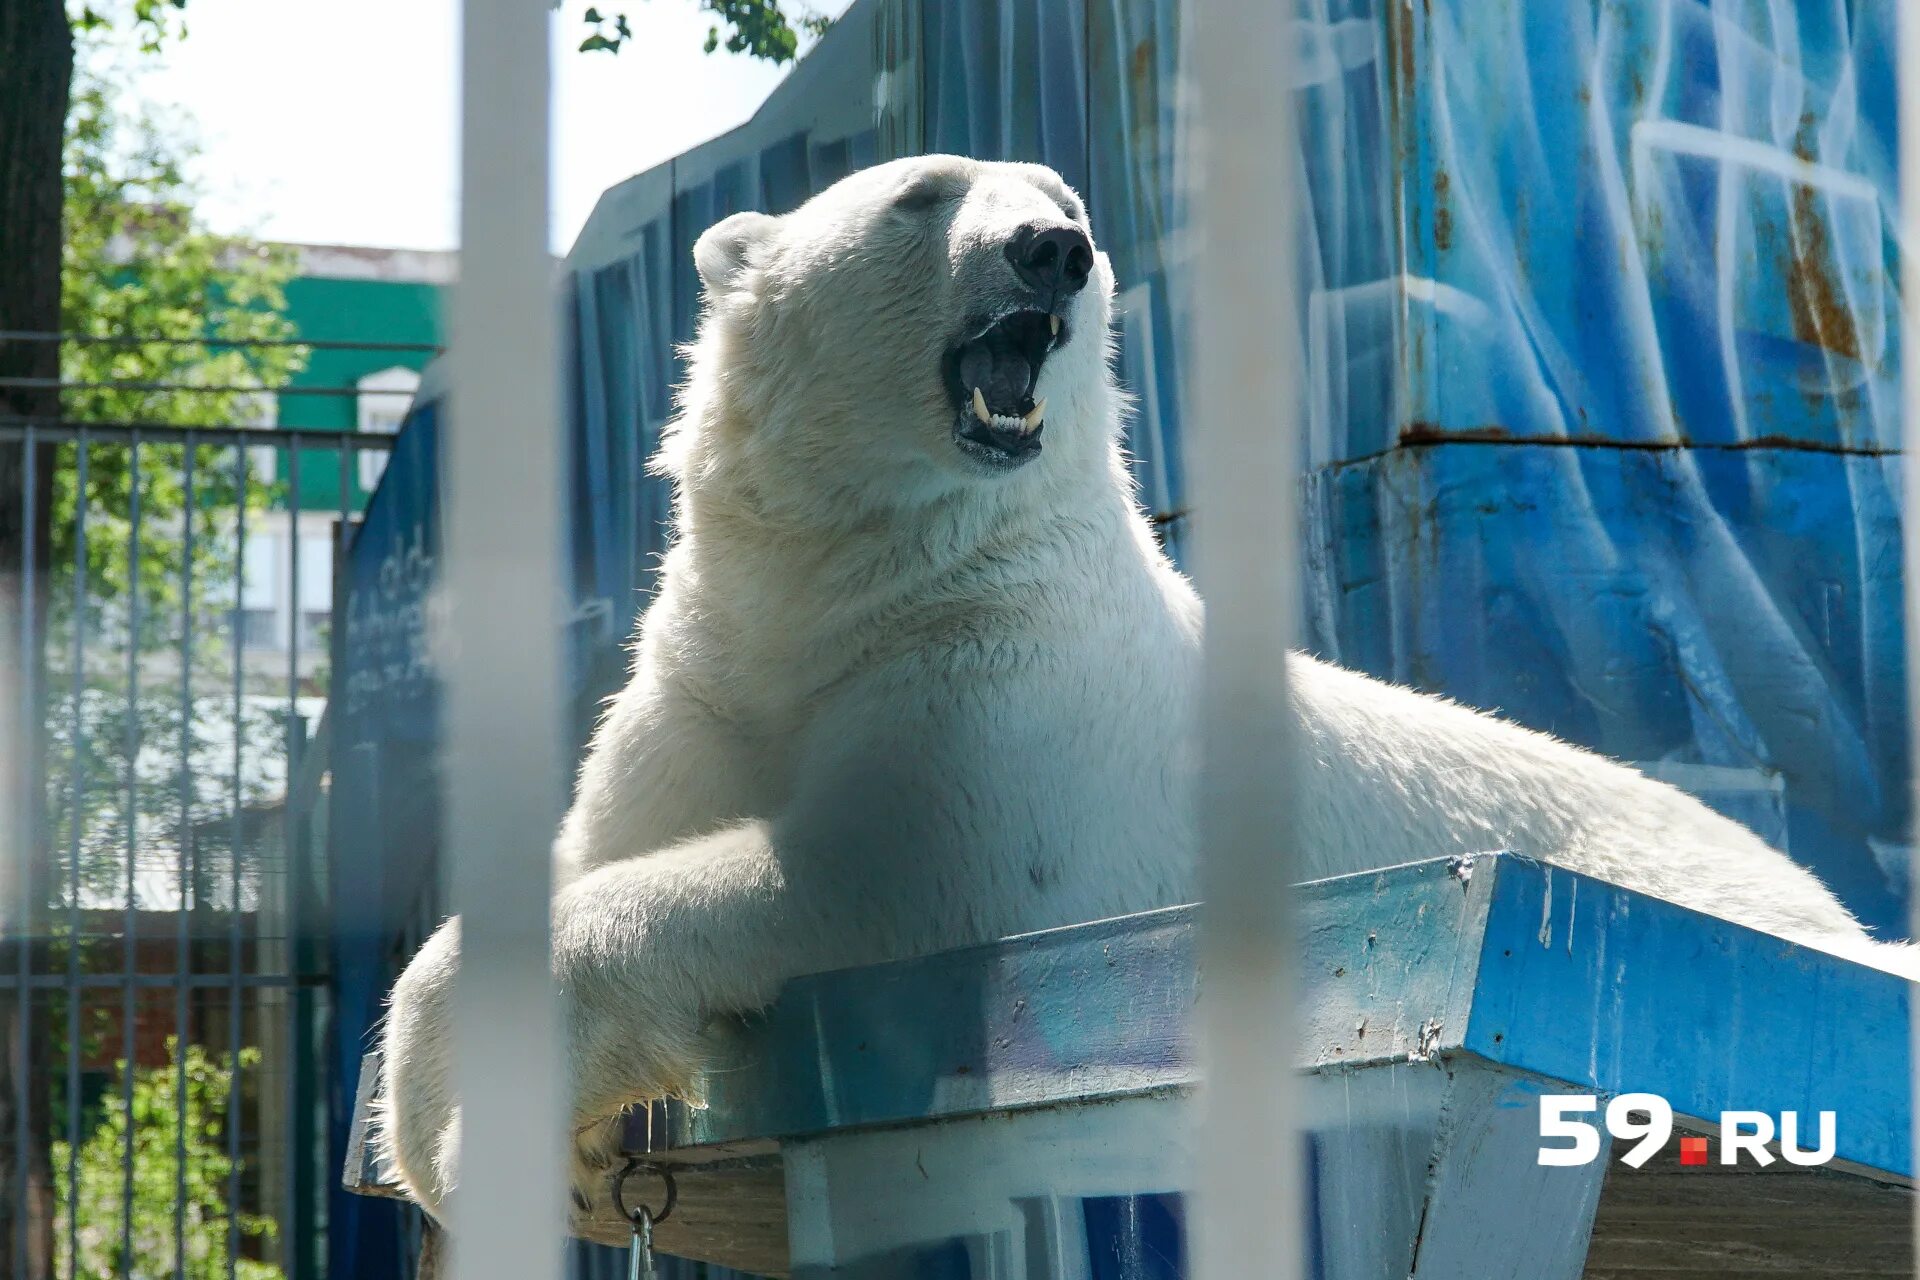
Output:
top-left (671, 155), bottom-right (1119, 516)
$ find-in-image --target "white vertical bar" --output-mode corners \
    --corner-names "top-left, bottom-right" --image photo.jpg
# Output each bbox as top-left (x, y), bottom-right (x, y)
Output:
top-left (1185, 1), bottom-right (1306, 1278)
top-left (448, 2), bottom-right (566, 1278)
top-left (1901, 0), bottom-right (1920, 1260)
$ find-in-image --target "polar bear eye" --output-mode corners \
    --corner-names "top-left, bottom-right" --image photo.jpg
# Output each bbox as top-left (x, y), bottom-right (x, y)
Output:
top-left (892, 175), bottom-right (956, 215)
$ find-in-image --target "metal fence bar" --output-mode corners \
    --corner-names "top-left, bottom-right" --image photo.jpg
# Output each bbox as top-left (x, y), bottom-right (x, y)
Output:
top-left (228, 445), bottom-right (246, 1280)
top-left (0, 332), bottom-right (443, 354)
top-left (447, 1), bottom-right (566, 1276)
top-left (282, 435), bottom-right (305, 1280)
top-left (0, 973), bottom-right (318, 992)
top-left (5, 416), bottom-right (365, 1280)
top-left (64, 434), bottom-right (87, 1280)
top-left (1186, 1), bottom-right (1305, 1277)
top-left (0, 380), bottom-right (416, 399)
top-left (0, 423), bottom-right (397, 451)
top-left (315, 418), bottom-right (356, 1280)
top-left (119, 433), bottom-right (141, 1280)
top-left (288, 438), bottom-right (302, 759)
top-left (12, 425), bottom-right (35, 1280)
top-left (173, 437), bottom-right (195, 1280)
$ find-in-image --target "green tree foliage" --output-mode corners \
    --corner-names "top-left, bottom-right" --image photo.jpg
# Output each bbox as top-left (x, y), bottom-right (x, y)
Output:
top-left (45, 53), bottom-right (301, 914)
top-left (57, 55), bottom-right (301, 614)
top-left (53, 1040), bottom-right (283, 1280)
top-left (71, 0), bottom-right (191, 53)
top-left (580, 1), bottom-right (832, 61)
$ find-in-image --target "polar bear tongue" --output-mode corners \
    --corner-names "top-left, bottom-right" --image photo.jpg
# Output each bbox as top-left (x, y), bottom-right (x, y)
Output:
top-left (957, 336), bottom-right (1034, 414)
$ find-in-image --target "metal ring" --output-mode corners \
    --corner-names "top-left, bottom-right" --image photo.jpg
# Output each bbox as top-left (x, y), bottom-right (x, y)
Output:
top-left (611, 1158), bottom-right (677, 1227)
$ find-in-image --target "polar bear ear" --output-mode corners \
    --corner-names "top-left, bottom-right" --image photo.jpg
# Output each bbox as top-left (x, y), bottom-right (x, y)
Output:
top-left (694, 211), bottom-right (780, 297)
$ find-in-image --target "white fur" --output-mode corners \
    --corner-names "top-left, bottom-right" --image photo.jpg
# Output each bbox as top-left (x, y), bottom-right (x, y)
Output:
top-left (378, 156), bottom-right (1905, 1223)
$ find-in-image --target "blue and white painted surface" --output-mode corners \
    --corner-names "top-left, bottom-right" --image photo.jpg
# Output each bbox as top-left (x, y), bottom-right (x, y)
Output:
top-left (341, 857), bottom-right (1911, 1274)
top-left (780, 1103), bottom-right (1191, 1278)
top-left (621, 855), bottom-right (1907, 1276)
top-left (632, 855), bottom-right (1908, 1176)
top-left (1298, 0), bottom-right (1908, 937)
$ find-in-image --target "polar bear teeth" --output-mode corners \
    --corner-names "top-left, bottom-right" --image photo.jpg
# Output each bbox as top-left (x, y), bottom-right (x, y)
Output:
top-left (971, 387), bottom-right (1046, 434)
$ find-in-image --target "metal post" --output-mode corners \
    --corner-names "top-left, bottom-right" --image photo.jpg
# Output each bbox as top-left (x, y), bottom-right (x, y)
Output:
top-left (446, 2), bottom-right (566, 1278)
top-left (119, 434), bottom-right (140, 1280)
top-left (229, 445), bottom-right (248, 1280)
top-left (63, 435), bottom-right (85, 1280)
top-left (1901, 0), bottom-right (1920, 1258)
top-left (271, 412), bottom-right (307, 1280)
top-left (12, 427), bottom-right (35, 1280)
top-left (174, 437), bottom-right (195, 1280)
top-left (1184, 2), bottom-right (1306, 1278)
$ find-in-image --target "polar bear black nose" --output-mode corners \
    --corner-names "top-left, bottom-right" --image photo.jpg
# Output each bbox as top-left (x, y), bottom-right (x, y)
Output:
top-left (1007, 225), bottom-right (1093, 299)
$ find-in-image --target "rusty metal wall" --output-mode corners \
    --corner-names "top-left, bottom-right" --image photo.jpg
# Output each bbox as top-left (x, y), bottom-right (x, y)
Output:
top-left (1296, 0), bottom-right (1907, 935)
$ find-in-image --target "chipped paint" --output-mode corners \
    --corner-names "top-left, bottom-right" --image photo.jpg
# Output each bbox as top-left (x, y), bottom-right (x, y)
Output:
top-left (1537, 866), bottom-right (1553, 949)
top-left (1566, 877), bottom-right (1577, 955)
top-left (1412, 1017), bottom-right (1445, 1062)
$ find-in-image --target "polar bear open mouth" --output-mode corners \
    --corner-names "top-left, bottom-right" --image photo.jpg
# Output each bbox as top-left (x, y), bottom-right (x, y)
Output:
top-left (944, 308), bottom-right (1066, 469)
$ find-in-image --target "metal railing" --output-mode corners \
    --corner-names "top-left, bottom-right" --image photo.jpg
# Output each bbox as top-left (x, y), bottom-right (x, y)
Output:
top-left (443, 3), bottom-right (567, 1277)
top-left (2, 352), bottom-right (400, 1280)
top-left (1186, 3), bottom-right (1303, 1276)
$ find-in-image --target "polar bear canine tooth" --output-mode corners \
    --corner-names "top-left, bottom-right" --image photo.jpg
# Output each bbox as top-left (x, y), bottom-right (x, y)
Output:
top-left (1049, 315), bottom-right (1060, 338)
top-left (972, 386), bottom-right (992, 424)
top-left (1023, 399), bottom-right (1046, 430)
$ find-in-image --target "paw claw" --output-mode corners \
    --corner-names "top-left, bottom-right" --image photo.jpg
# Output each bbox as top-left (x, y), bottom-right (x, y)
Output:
top-left (564, 1112), bottom-right (631, 1233)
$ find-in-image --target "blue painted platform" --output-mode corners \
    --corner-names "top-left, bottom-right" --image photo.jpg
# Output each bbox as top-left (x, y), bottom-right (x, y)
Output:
top-left (628, 854), bottom-right (1909, 1177)
top-left (347, 855), bottom-right (1913, 1277)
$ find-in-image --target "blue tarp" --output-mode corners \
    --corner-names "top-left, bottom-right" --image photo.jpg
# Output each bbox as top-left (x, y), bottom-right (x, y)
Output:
top-left (326, 1), bottom-right (1910, 1274)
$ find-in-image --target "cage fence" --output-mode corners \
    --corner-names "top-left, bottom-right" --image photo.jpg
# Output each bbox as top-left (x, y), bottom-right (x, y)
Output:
top-left (2, 340), bottom-right (409, 1280)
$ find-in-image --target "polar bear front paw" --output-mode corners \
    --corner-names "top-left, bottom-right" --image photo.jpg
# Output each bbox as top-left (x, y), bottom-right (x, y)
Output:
top-left (566, 1111), bottom-right (630, 1228)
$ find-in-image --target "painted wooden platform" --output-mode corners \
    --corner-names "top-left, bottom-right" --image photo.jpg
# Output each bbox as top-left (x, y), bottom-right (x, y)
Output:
top-left (345, 854), bottom-right (1912, 1276)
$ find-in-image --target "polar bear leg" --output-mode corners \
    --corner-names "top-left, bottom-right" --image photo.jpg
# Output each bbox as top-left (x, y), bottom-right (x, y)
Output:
top-left (553, 822), bottom-right (806, 1123)
top-left (378, 820), bottom-right (821, 1221)
top-left (552, 823), bottom-right (818, 1218)
top-left (378, 917), bottom-right (463, 1219)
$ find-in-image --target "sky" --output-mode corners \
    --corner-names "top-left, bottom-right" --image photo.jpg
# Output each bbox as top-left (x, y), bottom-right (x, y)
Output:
top-left (101, 0), bottom-right (849, 253)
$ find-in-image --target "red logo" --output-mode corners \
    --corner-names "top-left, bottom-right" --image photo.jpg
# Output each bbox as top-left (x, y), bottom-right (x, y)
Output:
top-left (1678, 1136), bottom-right (1709, 1166)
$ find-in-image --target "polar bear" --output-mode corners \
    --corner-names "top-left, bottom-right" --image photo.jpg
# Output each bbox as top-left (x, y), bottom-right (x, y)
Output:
top-left (378, 154), bottom-right (1901, 1222)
